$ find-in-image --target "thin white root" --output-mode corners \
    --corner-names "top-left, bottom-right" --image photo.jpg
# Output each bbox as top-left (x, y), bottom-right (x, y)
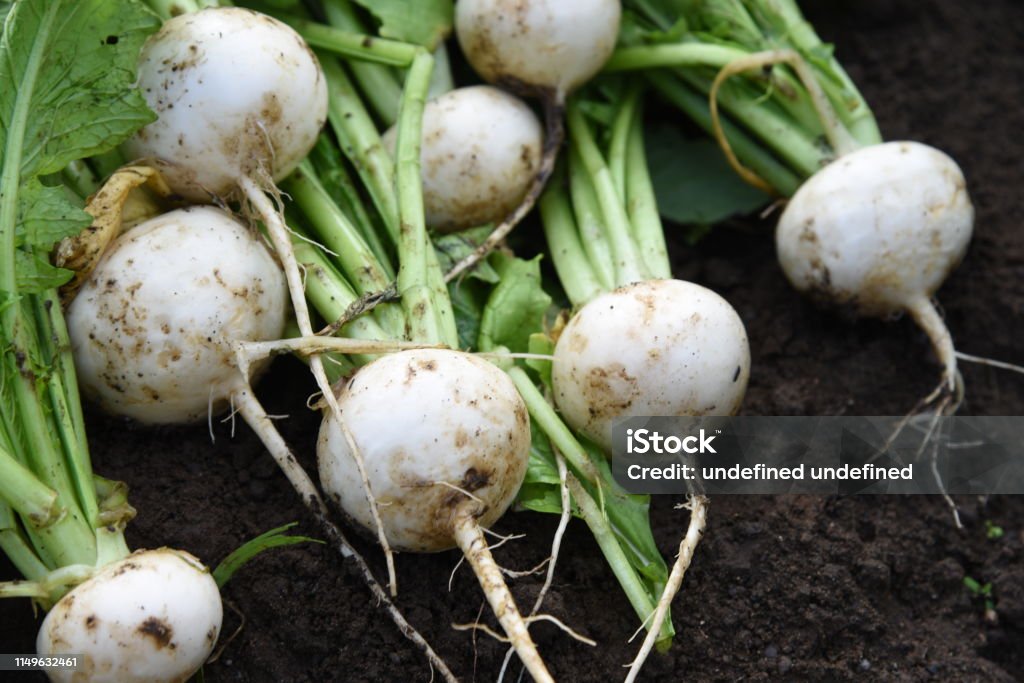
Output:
top-left (229, 382), bottom-right (458, 682)
top-left (623, 495), bottom-right (709, 683)
top-left (234, 337), bottom-right (444, 376)
top-left (451, 621), bottom-right (510, 643)
top-left (239, 173), bottom-right (398, 596)
top-left (499, 442), bottom-right (573, 683)
top-left (452, 502), bottom-right (555, 683)
top-left (337, 414), bottom-right (398, 596)
top-left (525, 615), bottom-right (596, 646)
top-left (956, 351), bottom-right (1024, 376)
top-left (501, 558), bottom-right (550, 580)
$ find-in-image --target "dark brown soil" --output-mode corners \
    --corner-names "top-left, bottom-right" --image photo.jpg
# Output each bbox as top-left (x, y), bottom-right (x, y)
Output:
top-left (3, 0), bottom-right (1023, 681)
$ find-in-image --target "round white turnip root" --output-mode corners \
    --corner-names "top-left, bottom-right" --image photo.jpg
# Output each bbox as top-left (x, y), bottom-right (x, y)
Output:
top-left (36, 549), bottom-right (222, 683)
top-left (383, 86), bottom-right (543, 233)
top-left (318, 348), bottom-right (554, 682)
top-left (67, 206), bottom-right (287, 424)
top-left (552, 279), bottom-right (751, 450)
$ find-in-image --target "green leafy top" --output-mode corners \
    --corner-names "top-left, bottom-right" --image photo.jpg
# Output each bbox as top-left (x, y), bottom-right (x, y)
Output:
top-left (349, 0), bottom-right (452, 51)
top-left (1, 0), bottom-right (159, 293)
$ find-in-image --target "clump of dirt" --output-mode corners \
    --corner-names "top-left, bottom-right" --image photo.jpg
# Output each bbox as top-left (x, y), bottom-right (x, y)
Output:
top-left (3, 0), bottom-right (1023, 680)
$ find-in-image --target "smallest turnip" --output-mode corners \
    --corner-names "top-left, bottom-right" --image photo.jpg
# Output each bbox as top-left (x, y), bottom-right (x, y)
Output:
top-left (383, 86), bottom-right (543, 233)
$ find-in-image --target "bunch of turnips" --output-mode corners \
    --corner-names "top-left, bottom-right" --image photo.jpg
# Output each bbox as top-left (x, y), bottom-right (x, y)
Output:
top-left (1, 0), bottom-right (994, 681)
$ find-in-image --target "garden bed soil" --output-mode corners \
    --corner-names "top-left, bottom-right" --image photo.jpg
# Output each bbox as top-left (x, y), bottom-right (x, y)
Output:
top-left (3, 0), bottom-right (1023, 680)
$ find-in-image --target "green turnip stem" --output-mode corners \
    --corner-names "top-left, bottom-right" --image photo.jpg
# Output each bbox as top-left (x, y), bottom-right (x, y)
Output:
top-left (565, 475), bottom-right (672, 646)
top-left (319, 52), bottom-right (456, 346)
top-left (626, 96), bottom-right (671, 280)
top-left (540, 165), bottom-right (607, 306)
top-left (607, 44), bottom-right (825, 140)
top-left (4, 302), bottom-right (95, 570)
top-left (61, 160), bottom-right (101, 200)
top-left (507, 367), bottom-right (600, 486)
top-left (567, 145), bottom-right (616, 291)
top-left (321, 59), bottom-right (400, 236)
top-left (0, 446), bottom-right (59, 527)
top-left (0, 563), bottom-right (93, 601)
top-left (607, 85), bottom-right (640, 198)
top-left (392, 50), bottom-right (435, 332)
top-left (0, 505), bottom-right (50, 581)
top-left (395, 50), bottom-right (456, 346)
top-left (308, 137), bottom-right (395, 276)
top-left (758, 0), bottom-right (882, 146)
top-left (321, 0), bottom-right (403, 125)
top-left (35, 289), bottom-right (100, 529)
top-left (451, 503), bottom-right (554, 683)
top-left (281, 166), bottom-right (405, 339)
top-left (566, 100), bottom-right (647, 286)
top-left (280, 16), bottom-right (420, 67)
top-left (291, 242), bottom-right (391, 368)
top-left (625, 496), bottom-right (708, 682)
top-left (646, 72), bottom-right (802, 196)
top-left (712, 50), bottom-right (859, 159)
top-left (699, 65), bottom-right (830, 179)
top-left (605, 43), bottom-right (746, 73)
top-left (283, 165), bottom-right (390, 295)
top-left (607, 43), bottom-right (836, 181)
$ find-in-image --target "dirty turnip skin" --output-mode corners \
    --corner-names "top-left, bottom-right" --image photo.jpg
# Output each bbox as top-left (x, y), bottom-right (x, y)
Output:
top-left (776, 141), bottom-right (973, 318)
top-left (318, 349), bottom-right (531, 552)
top-left (67, 207), bottom-right (287, 424)
top-left (553, 280), bottom-right (750, 451)
top-left (37, 549), bottom-right (222, 683)
top-left (123, 7), bottom-right (327, 202)
top-left (456, 0), bottom-right (621, 97)
top-left (382, 86), bottom-right (543, 232)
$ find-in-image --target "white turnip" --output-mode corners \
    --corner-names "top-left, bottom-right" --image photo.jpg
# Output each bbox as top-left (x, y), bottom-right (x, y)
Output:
top-left (124, 7), bottom-right (327, 203)
top-left (456, 0), bottom-right (621, 100)
top-left (776, 140), bottom-right (973, 395)
top-left (552, 279), bottom-right (751, 450)
top-left (36, 549), bottom-right (222, 683)
top-left (67, 206), bottom-right (287, 424)
top-left (317, 348), bottom-right (553, 682)
top-left (382, 86), bottom-right (543, 233)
